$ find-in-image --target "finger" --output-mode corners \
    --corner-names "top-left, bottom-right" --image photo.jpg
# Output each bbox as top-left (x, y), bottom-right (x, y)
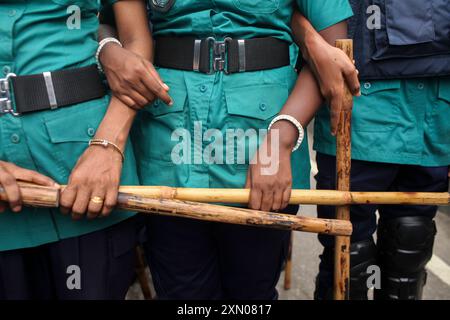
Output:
top-left (244, 169), bottom-right (251, 189)
top-left (118, 95), bottom-right (137, 109)
top-left (248, 183), bottom-right (263, 211)
top-left (133, 80), bottom-right (155, 103)
top-left (87, 189), bottom-right (106, 220)
top-left (60, 185), bottom-right (77, 215)
top-left (71, 188), bottom-right (91, 220)
top-left (272, 188), bottom-right (283, 212)
top-left (101, 187), bottom-right (118, 217)
top-left (146, 62), bottom-right (170, 91)
top-left (13, 168), bottom-right (57, 187)
top-left (260, 189), bottom-right (274, 212)
top-left (281, 187), bottom-right (292, 211)
top-left (141, 68), bottom-right (173, 105)
top-left (0, 169), bottom-right (22, 212)
top-left (128, 90), bottom-right (149, 108)
top-left (343, 66), bottom-right (361, 96)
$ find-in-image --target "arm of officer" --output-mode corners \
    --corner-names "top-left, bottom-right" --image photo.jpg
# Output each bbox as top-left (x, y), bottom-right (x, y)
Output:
top-left (98, 5), bottom-right (172, 109)
top-left (291, 11), bottom-right (360, 136)
top-left (246, 23), bottom-right (348, 212)
top-left (0, 161), bottom-right (57, 213)
top-left (60, 0), bottom-right (152, 219)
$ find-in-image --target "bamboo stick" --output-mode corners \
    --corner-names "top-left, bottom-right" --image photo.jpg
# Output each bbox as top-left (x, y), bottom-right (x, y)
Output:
top-left (333, 39), bottom-right (354, 300)
top-left (0, 182), bottom-right (59, 207)
top-left (0, 182), bottom-right (352, 236)
top-left (2, 183), bottom-right (448, 208)
top-left (117, 186), bottom-right (450, 206)
top-left (116, 193), bottom-right (352, 236)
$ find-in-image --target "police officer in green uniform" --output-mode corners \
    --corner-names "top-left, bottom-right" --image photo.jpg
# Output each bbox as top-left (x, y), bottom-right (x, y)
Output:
top-left (0, 0), bottom-right (163, 299)
top-left (99, 0), bottom-right (354, 299)
top-left (307, 0), bottom-right (450, 300)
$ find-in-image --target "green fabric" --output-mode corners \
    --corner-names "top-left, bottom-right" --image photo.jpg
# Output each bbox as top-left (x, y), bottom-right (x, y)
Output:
top-left (0, 0), bottom-right (138, 252)
top-left (314, 77), bottom-right (450, 166)
top-left (150, 0), bottom-right (353, 39)
top-left (133, 0), bottom-right (353, 190)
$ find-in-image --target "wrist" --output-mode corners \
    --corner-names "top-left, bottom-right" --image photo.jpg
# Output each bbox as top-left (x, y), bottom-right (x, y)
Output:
top-left (98, 41), bottom-right (122, 70)
top-left (268, 121), bottom-right (298, 151)
top-left (89, 139), bottom-right (125, 162)
top-left (302, 29), bottom-right (322, 62)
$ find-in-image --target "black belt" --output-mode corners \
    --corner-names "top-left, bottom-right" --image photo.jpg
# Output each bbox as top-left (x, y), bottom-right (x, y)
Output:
top-left (154, 37), bottom-right (291, 74)
top-left (0, 65), bottom-right (106, 116)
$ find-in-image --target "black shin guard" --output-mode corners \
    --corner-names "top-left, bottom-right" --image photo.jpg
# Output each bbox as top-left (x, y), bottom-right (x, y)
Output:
top-left (315, 239), bottom-right (377, 300)
top-left (375, 216), bottom-right (437, 300)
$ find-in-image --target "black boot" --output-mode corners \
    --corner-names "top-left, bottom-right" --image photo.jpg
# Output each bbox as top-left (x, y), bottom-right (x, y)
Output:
top-left (314, 238), bottom-right (377, 300)
top-left (375, 216), bottom-right (437, 300)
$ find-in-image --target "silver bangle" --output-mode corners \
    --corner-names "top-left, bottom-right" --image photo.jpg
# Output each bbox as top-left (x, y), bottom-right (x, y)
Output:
top-left (268, 115), bottom-right (305, 152)
top-left (96, 37), bottom-right (123, 73)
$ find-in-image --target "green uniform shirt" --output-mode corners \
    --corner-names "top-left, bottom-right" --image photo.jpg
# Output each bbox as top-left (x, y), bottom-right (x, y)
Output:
top-left (0, 0), bottom-right (138, 252)
top-left (132, 0), bottom-right (353, 190)
top-left (314, 78), bottom-right (450, 167)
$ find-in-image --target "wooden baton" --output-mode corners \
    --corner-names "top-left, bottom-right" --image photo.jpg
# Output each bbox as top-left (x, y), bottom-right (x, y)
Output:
top-left (333, 39), bottom-right (354, 300)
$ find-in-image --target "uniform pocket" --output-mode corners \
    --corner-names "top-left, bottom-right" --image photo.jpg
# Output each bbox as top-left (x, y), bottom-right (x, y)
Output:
top-left (438, 78), bottom-right (450, 104)
top-left (225, 84), bottom-right (287, 122)
top-left (372, 0), bottom-right (450, 60)
top-left (224, 84), bottom-right (288, 164)
top-left (353, 80), bottom-right (401, 132)
top-left (233, 0), bottom-right (279, 14)
top-left (385, 0), bottom-right (435, 46)
top-left (430, 78), bottom-right (450, 146)
top-left (138, 86), bottom-right (187, 162)
top-left (44, 98), bottom-right (108, 177)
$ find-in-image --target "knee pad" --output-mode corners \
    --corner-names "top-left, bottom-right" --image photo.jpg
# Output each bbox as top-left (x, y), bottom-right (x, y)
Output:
top-left (349, 238), bottom-right (378, 300)
top-left (314, 239), bottom-right (377, 300)
top-left (376, 216), bottom-right (437, 300)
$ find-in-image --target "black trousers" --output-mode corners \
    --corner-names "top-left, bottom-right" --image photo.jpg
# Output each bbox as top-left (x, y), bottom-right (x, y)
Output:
top-left (315, 152), bottom-right (448, 288)
top-left (143, 206), bottom-right (298, 300)
top-left (0, 217), bottom-right (138, 300)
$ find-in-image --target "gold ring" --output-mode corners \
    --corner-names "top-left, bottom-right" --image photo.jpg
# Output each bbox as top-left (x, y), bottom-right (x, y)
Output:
top-left (90, 196), bottom-right (104, 205)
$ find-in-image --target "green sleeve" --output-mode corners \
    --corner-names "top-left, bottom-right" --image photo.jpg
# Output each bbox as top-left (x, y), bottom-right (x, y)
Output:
top-left (296, 0), bottom-right (353, 31)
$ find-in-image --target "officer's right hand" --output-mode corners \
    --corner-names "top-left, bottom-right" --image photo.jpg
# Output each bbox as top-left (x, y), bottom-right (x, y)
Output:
top-left (100, 43), bottom-right (173, 109)
top-left (0, 161), bottom-right (57, 213)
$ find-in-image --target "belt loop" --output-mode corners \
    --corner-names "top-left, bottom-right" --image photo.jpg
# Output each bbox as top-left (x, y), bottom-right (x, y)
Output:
top-left (193, 39), bottom-right (202, 72)
top-left (43, 72), bottom-right (58, 110)
top-left (238, 39), bottom-right (246, 72)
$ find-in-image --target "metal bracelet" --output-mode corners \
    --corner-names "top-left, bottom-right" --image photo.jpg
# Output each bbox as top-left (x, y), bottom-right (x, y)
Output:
top-left (88, 139), bottom-right (125, 162)
top-left (268, 115), bottom-right (305, 152)
top-left (96, 37), bottom-right (123, 73)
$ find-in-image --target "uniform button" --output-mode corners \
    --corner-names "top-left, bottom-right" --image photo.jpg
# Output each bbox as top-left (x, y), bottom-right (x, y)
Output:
top-left (8, 10), bottom-right (16, 17)
top-left (418, 83), bottom-right (425, 90)
top-left (87, 127), bottom-right (96, 137)
top-left (364, 82), bottom-right (371, 90)
top-left (259, 103), bottom-right (267, 111)
top-left (10, 134), bottom-right (20, 144)
top-left (200, 84), bottom-right (207, 93)
top-left (2, 66), bottom-right (11, 75)
top-left (154, 100), bottom-right (160, 107)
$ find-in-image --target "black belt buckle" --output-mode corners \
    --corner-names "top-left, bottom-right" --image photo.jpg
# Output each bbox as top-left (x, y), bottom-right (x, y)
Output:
top-left (0, 73), bottom-right (20, 117)
top-left (206, 37), bottom-right (232, 74)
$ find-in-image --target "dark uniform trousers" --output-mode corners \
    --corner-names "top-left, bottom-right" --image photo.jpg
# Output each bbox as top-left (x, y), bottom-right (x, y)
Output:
top-left (315, 152), bottom-right (448, 298)
top-left (0, 217), bottom-right (139, 300)
top-left (143, 206), bottom-right (298, 300)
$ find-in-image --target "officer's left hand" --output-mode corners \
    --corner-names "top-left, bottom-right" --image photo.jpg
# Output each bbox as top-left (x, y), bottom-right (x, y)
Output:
top-left (60, 146), bottom-right (123, 219)
top-left (245, 131), bottom-right (293, 212)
